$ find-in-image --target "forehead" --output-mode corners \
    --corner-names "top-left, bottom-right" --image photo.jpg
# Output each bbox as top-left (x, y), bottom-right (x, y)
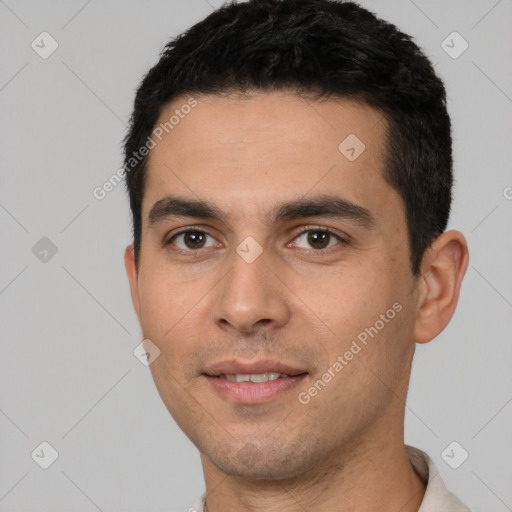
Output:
top-left (143, 90), bottom-right (396, 223)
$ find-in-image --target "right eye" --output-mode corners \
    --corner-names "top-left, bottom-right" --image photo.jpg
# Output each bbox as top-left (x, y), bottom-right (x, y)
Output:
top-left (166, 229), bottom-right (218, 252)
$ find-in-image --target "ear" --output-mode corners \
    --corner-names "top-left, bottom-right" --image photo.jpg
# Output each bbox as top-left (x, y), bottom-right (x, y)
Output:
top-left (124, 244), bottom-right (141, 324)
top-left (413, 230), bottom-right (469, 344)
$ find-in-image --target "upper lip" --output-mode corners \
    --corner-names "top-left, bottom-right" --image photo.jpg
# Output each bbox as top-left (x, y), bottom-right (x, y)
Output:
top-left (203, 359), bottom-right (308, 377)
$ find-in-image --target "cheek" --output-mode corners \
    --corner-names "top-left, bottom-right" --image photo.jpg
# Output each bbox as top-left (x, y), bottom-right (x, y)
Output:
top-left (289, 263), bottom-right (395, 344)
top-left (137, 269), bottom-right (198, 352)
top-left (138, 274), bottom-right (205, 407)
top-left (290, 261), bottom-right (413, 399)
top-left (304, 300), bottom-right (413, 426)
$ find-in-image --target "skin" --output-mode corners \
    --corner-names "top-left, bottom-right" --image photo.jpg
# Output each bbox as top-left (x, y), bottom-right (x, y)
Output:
top-left (125, 90), bottom-right (469, 511)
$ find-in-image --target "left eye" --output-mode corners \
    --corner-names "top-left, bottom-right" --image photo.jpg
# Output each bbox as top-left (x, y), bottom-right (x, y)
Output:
top-left (292, 229), bottom-right (343, 250)
top-left (170, 230), bottom-right (217, 250)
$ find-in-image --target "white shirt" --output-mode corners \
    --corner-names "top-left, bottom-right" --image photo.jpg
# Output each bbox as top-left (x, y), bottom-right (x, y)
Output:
top-left (189, 445), bottom-right (471, 511)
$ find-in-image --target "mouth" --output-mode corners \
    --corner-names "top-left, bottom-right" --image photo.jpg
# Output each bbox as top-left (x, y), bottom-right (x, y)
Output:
top-left (219, 372), bottom-right (301, 383)
top-left (202, 360), bottom-right (308, 404)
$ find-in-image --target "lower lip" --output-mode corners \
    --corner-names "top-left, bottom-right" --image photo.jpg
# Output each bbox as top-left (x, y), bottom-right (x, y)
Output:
top-left (204, 374), bottom-right (308, 404)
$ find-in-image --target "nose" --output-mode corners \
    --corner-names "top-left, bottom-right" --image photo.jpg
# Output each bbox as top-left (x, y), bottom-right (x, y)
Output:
top-left (211, 245), bottom-right (291, 335)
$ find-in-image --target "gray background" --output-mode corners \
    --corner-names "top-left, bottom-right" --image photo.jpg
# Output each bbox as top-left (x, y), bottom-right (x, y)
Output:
top-left (1, 0), bottom-right (511, 510)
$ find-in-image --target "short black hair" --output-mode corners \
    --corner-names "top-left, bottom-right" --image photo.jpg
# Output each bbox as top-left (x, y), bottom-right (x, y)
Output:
top-left (123, 0), bottom-right (452, 275)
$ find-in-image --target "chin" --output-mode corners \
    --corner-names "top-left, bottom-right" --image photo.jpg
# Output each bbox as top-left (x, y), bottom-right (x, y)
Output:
top-left (203, 438), bottom-right (321, 481)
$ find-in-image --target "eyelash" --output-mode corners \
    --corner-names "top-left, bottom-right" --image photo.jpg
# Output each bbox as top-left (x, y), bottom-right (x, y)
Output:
top-left (165, 226), bottom-right (348, 254)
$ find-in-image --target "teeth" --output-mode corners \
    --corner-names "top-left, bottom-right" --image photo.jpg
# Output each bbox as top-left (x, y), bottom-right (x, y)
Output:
top-left (224, 372), bottom-right (287, 383)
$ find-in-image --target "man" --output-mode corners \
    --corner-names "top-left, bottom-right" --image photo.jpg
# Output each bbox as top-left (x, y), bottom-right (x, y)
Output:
top-left (123, 0), bottom-right (471, 510)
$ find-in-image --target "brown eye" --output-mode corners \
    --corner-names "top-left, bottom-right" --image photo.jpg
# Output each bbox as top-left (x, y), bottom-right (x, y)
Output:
top-left (183, 231), bottom-right (206, 249)
top-left (307, 230), bottom-right (330, 249)
top-left (168, 230), bottom-right (216, 251)
top-left (292, 229), bottom-right (344, 251)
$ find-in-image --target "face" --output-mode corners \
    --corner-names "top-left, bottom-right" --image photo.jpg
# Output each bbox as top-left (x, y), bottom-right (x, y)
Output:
top-left (125, 91), bottom-right (421, 480)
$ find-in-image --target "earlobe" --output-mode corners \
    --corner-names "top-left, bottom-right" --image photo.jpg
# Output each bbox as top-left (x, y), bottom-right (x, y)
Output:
top-left (413, 230), bottom-right (469, 344)
top-left (124, 245), bottom-right (141, 323)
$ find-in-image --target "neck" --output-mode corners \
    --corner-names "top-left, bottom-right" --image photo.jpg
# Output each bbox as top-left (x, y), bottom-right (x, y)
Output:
top-left (200, 428), bottom-right (426, 512)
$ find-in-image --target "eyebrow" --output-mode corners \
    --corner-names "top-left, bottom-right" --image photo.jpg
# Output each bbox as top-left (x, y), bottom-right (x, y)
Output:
top-left (148, 193), bottom-right (374, 229)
